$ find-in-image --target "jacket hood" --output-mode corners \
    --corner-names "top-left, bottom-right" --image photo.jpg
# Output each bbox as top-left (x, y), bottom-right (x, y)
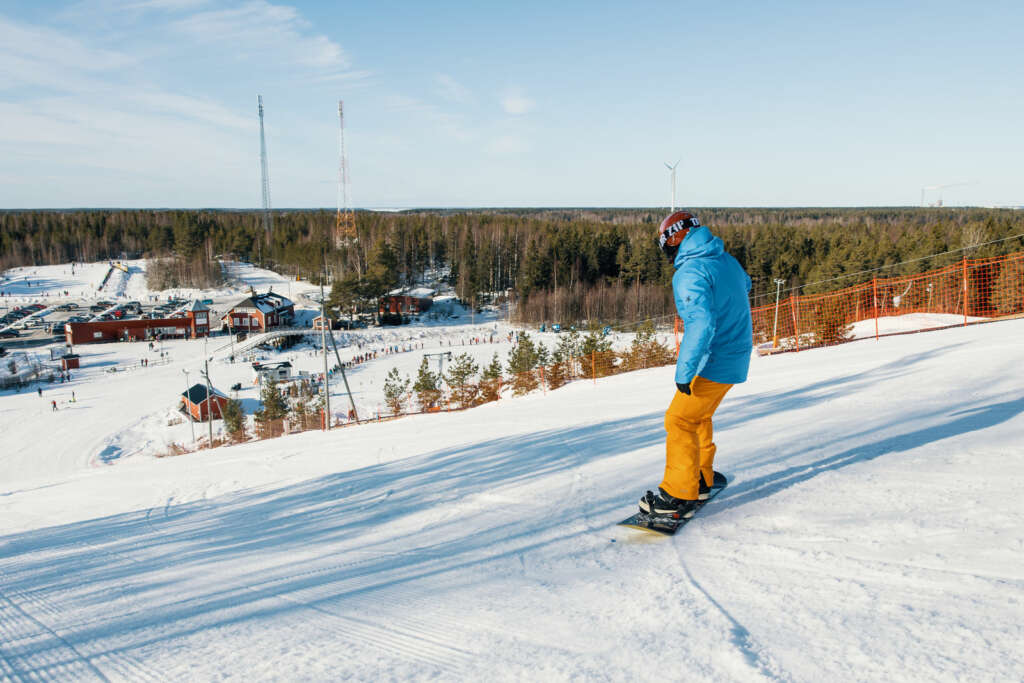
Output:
top-left (673, 225), bottom-right (724, 268)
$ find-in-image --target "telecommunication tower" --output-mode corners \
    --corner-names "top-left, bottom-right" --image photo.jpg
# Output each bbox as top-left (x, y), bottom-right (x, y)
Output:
top-left (335, 100), bottom-right (357, 245)
top-left (258, 95), bottom-right (273, 239)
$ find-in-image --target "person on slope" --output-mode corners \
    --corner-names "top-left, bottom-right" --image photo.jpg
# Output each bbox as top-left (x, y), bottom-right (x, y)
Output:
top-left (639, 211), bottom-right (753, 519)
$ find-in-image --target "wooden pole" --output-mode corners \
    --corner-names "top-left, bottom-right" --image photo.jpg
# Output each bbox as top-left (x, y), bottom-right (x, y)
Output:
top-left (873, 276), bottom-right (879, 341)
top-left (962, 256), bottom-right (969, 326)
top-left (792, 296), bottom-right (801, 352)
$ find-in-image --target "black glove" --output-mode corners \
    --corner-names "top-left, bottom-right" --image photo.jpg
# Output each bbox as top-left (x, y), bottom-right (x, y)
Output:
top-left (676, 381), bottom-right (691, 395)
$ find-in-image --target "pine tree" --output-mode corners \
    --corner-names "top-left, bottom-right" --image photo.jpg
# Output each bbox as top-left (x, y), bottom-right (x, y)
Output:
top-left (254, 379), bottom-right (289, 438)
top-left (222, 398), bottom-right (246, 441)
top-left (554, 328), bottom-right (582, 379)
top-left (479, 352), bottom-right (504, 403)
top-left (413, 357), bottom-right (442, 411)
top-left (383, 367), bottom-right (411, 415)
top-left (619, 320), bottom-right (675, 371)
top-left (444, 352), bottom-right (479, 409)
top-left (992, 256), bottom-right (1024, 315)
top-left (547, 343), bottom-right (568, 390)
top-left (809, 297), bottom-right (853, 346)
top-left (507, 331), bottom-right (540, 395)
top-left (259, 379), bottom-right (289, 420)
top-left (580, 326), bottom-right (616, 377)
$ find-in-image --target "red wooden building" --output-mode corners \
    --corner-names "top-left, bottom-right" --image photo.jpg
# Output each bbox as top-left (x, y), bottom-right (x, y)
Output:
top-left (379, 289), bottom-right (433, 315)
top-left (220, 292), bottom-right (295, 333)
top-left (65, 301), bottom-right (211, 345)
top-left (180, 383), bottom-right (230, 422)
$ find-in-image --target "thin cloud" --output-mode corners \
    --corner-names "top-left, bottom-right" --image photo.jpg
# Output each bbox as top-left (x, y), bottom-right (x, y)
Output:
top-left (500, 87), bottom-right (535, 115)
top-left (436, 73), bottom-right (473, 104)
top-left (170, 0), bottom-right (350, 72)
top-left (384, 94), bottom-right (473, 142)
top-left (0, 15), bottom-right (134, 90)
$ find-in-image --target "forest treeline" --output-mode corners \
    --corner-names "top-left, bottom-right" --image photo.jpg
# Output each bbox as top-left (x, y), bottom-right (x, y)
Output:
top-left (2, 207), bottom-right (1022, 325)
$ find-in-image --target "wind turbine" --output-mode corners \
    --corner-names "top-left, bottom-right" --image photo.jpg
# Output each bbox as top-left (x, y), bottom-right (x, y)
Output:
top-left (665, 159), bottom-right (680, 211)
top-left (920, 182), bottom-right (970, 207)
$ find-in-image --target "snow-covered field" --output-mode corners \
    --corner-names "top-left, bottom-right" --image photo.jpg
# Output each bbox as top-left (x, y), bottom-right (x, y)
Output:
top-left (2, 290), bottom-right (1022, 681)
top-left (1, 259), bottom-right (327, 307)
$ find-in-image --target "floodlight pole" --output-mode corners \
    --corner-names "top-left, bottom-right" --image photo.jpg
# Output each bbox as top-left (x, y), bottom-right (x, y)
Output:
top-left (182, 368), bottom-right (196, 443)
top-left (201, 358), bottom-right (214, 447)
top-left (772, 278), bottom-right (785, 348)
top-left (320, 277), bottom-right (331, 430)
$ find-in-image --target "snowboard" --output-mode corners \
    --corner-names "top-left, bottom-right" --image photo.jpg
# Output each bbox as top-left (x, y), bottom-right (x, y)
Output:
top-left (617, 473), bottom-right (728, 536)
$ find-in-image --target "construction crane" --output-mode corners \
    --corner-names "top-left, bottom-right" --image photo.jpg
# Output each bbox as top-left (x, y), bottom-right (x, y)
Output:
top-left (258, 95), bottom-right (274, 241)
top-left (920, 182), bottom-right (969, 207)
top-left (335, 100), bottom-right (357, 246)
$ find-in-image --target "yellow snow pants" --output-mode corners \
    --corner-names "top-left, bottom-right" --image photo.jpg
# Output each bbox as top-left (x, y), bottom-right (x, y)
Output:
top-left (660, 375), bottom-right (733, 500)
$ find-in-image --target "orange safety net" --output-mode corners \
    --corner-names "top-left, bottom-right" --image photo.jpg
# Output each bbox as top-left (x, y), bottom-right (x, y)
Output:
top-left (751, 252), bottom-right (1024, 353)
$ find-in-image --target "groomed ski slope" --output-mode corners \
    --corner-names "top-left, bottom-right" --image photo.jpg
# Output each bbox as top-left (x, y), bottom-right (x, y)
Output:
top-left (2, 320), bottom-right (1023, 681)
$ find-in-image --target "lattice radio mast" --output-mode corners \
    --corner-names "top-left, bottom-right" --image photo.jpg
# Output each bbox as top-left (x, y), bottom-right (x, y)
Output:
top-left (258, 95), bottom-right (274, 240)
top-left (335, 100), bottom-right (357, 245)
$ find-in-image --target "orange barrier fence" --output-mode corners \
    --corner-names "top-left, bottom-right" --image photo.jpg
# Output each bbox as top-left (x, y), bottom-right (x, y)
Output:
top-left (751, 252), bottom-right (1024, 352)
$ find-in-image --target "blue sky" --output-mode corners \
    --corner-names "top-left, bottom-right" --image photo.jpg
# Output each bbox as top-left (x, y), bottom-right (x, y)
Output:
top-left (1, 0), bottom-right (1021, 208)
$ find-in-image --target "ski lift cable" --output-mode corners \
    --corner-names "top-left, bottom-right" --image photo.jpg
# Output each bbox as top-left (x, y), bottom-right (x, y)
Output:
top-left (750, 230), bottom-right (1024, 303)
top-left (521, 231), bottom-right (1024, 337)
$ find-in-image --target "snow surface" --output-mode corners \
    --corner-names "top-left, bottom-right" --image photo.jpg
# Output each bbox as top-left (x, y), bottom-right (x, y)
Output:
top-left (1, 262), bottom-right (112, 302)
top-left (1, 264), bottom-right (1023, 680)
top-left (849, 312), bottom-right (989, 339)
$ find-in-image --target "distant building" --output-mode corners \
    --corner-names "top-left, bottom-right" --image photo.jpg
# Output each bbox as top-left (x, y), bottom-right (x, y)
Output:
top-left (183, 300), bottom-right (211, 337)
top-left (251, 361), bottom-right (292, 385)
top-left (380, 287), bottom-right (434, 316)
top-left (180, 383), bottom-right (229, 422)
top-left (67, 318), bottom-right (190, 345)
top-left (221, 292), bottom-right (295, 333)
top-left (64, 300), bottom-right (211, 345)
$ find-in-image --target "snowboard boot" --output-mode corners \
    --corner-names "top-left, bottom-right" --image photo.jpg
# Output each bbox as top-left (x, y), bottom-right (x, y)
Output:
top-left (638, 488), bottom-right (699, 519)
top-left (699, 471), bottom-right (728, 500)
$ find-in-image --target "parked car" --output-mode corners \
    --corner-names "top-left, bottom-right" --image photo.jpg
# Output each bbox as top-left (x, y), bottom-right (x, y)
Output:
top-left (66, 302), bottom-right (79, 309)
top-left (0, 329), bottom-right (19, 338)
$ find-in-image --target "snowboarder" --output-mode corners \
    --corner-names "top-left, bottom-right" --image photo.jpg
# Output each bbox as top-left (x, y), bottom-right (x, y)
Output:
top-left (51, 399), bottom-right (57, 411)
top-left (639, 211), bottom-right (753, 519)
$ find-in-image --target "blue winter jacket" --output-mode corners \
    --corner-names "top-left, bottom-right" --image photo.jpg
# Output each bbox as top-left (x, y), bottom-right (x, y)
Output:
top-left (672, 225), bottom-right (753, 385)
